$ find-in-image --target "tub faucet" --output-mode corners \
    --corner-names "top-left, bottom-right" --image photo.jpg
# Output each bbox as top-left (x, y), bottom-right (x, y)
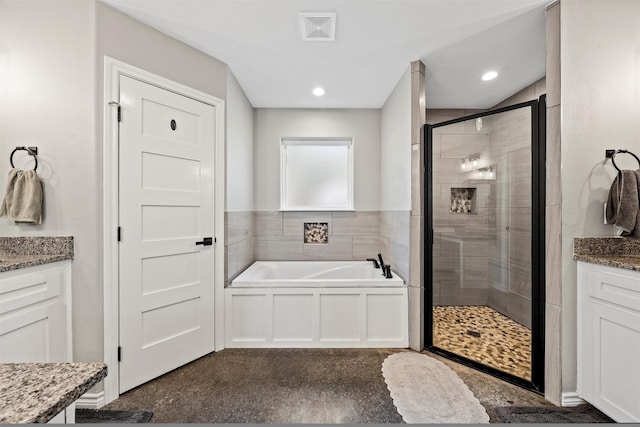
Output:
top-left (366, 258), bottom-right (380, 268)
top-left (383, 265), bottom-right (393, 279)
top-left (377, 253), bottom-right (386, 271)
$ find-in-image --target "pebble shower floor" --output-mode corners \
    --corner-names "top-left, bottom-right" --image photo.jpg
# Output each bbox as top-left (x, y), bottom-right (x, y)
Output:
top-left (432, 305), bottom-right (531, 381)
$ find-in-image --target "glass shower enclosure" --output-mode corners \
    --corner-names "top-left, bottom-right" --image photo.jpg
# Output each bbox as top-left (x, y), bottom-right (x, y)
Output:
top-left (424, 97), bottom-right (545, 392)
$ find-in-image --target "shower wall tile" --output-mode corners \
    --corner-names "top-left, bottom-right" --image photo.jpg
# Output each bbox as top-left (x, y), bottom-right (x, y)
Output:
top-left (255, 211), bottom-right (283, 236)
top-left (463, 257), bottom-right (489, 286)
top-left (432, 282), bottom-right (441, 306)
top-left (352, 236), bottom-right (382, 260)
top-left (433, 256), bottom-right (462, 283)
top-left (488, 258), bottom-right (508, 291)
top-left (283, 212), bottom-right (333, 236)
top-left (411, 143), bottom-right (424, 216)
top-left (332, 211), bottom-right (379, 236)
top-left (226, 243), bottom-right (238, 285)
top-left (439, 134), bottom-right (489, 159)
top-left (408, 285), bottom-right (424, 350)
top-left (439, 282), bottom-right (488, 306)
top-left (226, 211), bottom-right (254, 245)
top-left (545, 302), bottom-right (562, 405)
top-left (546, 106), bottom-right (562, 206)
top-left (508, 293), bottom-right (531, 329)
top-left (509, 232), bottom-right (532, 268)
top-left (545, 205), bottom-right (562, 307)
top-left (225, 211), bottom-right (255, 285)
top-left (254, 211), bottom-right (385, 263)
top-left (409, 214), bottom-right (424, 288)
top-left (433, 159), bottom-right (467, 184)
top-left (546, 1), bottom-right (561, 108)
top-left (303, 236), bottom-right (352, 260)
top-left (509, 207), bottom-right (533, 235)
top-left (462, 237), bottom-right (490, 257)
top-left (255, 235), bottom-right (304, 260)
top-left (379, 210), bottom-right (410, 281)
top-left (488, 287), bottom-right (509, 316)
top-left (237, 237), bottom-right (255, 274)
top-left (509, 262), bottom-right (532, 299)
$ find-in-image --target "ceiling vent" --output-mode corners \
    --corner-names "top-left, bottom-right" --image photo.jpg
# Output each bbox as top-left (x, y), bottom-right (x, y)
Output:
top-left (300, 13), bottom-right (336, 41)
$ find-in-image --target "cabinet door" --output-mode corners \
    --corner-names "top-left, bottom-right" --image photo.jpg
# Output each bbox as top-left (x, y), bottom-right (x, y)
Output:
top-left (0, 301), bottom-right (66, 362)
top-left (0, 264), bottom-right (69, 362)
top-left (580, 263), bottom-right (640, 423)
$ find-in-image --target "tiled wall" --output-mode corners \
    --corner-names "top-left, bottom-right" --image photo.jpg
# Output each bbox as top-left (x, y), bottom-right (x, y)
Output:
top-left (380, 210), bottom-right (410, 281)
top-left (430, 115), bottom-right (492, 306)
top-left (225, 212), bottom-right (255, 285)
top-left (253, 211), bottom-right (382, 263)
top-left (484, 108), bottom-right (534, 329)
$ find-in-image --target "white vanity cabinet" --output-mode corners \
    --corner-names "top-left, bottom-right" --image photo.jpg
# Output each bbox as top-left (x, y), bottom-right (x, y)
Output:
top-left (0, 260), bottom-right (74, 423)
top-left (0, 261), bottom-right (72, 362)
top-left (577, 261), bottom-right (640, 423)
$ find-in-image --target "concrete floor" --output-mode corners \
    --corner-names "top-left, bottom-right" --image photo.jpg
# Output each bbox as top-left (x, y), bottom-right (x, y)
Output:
top-left (102, 348), bottom-right (562, 423)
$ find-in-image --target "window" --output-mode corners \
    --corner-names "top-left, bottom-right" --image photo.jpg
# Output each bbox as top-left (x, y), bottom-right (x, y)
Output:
top-left (280, 138), bottom-right (354, 211)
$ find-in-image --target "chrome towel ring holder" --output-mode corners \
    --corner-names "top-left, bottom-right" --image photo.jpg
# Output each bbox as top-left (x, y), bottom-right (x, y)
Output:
top-left (10, 146), bottom-right (38, 171)
top-left (606, 149), bottom-right (640, 173)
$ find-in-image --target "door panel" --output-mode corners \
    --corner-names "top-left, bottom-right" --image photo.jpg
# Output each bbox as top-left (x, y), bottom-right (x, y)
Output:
top-left (426, 99), bottom-right (545, 390)
top-left (118, 75), bottom-right (215, 393)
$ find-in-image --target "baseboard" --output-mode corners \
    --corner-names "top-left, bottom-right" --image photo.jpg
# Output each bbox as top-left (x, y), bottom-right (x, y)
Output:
top-left (561, 392), bottom-right (586, 407)
top-left (75, 390), bottom-right (106, 409)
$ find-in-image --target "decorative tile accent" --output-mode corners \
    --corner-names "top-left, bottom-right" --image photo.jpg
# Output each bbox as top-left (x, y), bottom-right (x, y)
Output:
top-left (304, 222), bottom-right (329, 244)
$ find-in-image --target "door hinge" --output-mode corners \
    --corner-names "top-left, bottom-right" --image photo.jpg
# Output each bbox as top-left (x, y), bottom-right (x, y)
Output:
top-left (117, 346), bottom-right (122, 362)
top-left (117, 226), bottom-right (121, 242)
top-left (431, 229), bottom-right (434, 246)
top-left (108, 101), bottom-right (121, 122)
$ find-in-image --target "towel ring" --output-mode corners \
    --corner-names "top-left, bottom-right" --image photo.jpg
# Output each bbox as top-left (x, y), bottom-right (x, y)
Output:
top-left (10, 146), bottom-right (38, 171)
top-left (610, 149), bottom-right (640, 173)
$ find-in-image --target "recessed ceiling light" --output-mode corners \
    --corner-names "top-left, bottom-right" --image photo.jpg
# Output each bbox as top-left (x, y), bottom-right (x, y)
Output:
top-left (312, 87), bottom-right (326, 96)
top-left (482, 71), bottom-right (498, 81)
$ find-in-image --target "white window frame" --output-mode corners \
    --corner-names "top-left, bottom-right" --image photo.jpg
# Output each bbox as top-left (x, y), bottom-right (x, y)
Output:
top-left (280, 137), bottom-right (354, 211)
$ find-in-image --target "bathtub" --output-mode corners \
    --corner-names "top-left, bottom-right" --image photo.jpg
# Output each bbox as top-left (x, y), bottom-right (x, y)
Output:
top-left (225, 261), bottom-right (408, 348)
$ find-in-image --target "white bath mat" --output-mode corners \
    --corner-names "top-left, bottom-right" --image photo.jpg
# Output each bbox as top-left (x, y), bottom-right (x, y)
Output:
top-left (381, 352), bottom-right (490, 424)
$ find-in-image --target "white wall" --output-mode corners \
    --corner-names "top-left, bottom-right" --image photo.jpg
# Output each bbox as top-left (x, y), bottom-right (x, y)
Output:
top-left (0, 0), bottom-right (98, 358)
top-left (253, 108), bottom-right (381, 211)
top-left (560, 0), bottom-right (640, 393)
top-left (380, 67), bottom-right (411, 211)
top-left (0, 0), bottom-right (231, 367)
top-left (226, 70), bottom-right (254, 212)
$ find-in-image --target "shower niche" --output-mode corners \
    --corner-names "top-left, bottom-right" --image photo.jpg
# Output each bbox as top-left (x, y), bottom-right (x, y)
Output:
top-left (450, 187), bottom-right (476, 214)
top-left (424, 96), bottom-right (546, 392)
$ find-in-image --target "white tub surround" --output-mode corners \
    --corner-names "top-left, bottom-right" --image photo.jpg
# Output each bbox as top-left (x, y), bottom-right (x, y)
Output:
top-left (225, 261), bottom-right (408, 348)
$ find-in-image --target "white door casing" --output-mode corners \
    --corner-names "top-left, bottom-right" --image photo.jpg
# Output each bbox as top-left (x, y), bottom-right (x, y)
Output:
top-left (118, 75), bottom-right (216, 393)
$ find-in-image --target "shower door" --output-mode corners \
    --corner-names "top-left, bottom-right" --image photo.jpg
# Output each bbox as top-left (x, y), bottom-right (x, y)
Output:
top-left (424, 97), bottom-right (545, 391)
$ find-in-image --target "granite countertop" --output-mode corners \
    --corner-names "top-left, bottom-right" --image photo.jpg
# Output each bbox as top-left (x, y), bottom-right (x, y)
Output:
top-left (574, 237), bottom-right (640, 272)
top-left (0, 236), bottom-right (73, 273)
top-left (0, 362), bottom-right (107, 424)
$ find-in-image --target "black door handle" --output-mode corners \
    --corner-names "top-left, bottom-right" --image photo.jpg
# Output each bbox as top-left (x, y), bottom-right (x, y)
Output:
top-left (196, 237), bottom-right (213, 246)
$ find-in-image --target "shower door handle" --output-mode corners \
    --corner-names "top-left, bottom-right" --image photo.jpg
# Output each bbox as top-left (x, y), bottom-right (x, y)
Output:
top-left (196, 237), bottom-right (213, 246)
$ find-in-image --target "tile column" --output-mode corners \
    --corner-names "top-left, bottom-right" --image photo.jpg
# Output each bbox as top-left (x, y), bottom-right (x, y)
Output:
top-left (409, 60), bottom-right (426, 350)
top-left (545, 0), bottom-right (562, 405)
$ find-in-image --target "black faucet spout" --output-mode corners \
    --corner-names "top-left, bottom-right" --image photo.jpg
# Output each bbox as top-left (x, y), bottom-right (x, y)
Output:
top-left (366, 258), bottom-right (380, 268)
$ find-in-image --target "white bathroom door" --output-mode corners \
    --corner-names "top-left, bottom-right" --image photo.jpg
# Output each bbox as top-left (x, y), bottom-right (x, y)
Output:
top-left (118, 75), bottom-right (216, 393)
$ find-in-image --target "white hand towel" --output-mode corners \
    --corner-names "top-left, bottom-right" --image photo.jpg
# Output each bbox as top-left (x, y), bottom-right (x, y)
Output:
top-left (0, 168), bottom-right (43, 224)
